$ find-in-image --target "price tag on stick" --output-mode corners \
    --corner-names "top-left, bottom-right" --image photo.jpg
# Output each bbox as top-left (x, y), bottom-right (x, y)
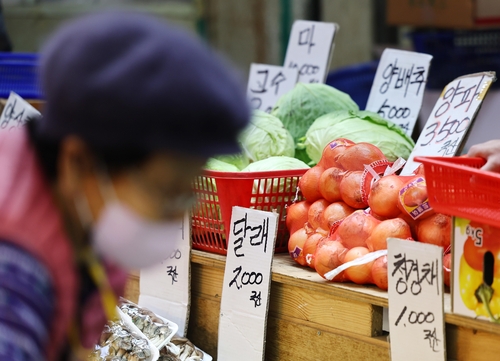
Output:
top-left (247, 64), bottom-right (298, 113)
top-left (218, 207), bottom-right (278, 361)
top-left (283, 20), bottom-right (338, 84)
top-left (365, 48), bottom-right (432, 136)
top-left (402, 71), bottom-right (496, 175)
top-left (139, 212), bottom-right (191, 336)
top-left (0, 92), bottom-right (41, 131)
top-left (387, 238), bottom-right (446, 361)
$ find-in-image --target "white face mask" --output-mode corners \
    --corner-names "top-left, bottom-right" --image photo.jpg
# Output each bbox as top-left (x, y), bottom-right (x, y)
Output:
top-left (75, 172), bottom-right (186, 270)
top-left (92, 201), bottom-right (182, 270)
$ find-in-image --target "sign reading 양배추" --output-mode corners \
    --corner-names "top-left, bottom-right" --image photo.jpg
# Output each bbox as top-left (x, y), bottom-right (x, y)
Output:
top-left (365, 48), bottom-right (433, 136)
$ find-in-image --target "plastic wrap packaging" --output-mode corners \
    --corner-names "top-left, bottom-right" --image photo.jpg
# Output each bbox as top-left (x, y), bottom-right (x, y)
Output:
top-left (158, 337), bottom-right (211, 361)
top-left (119, 298), bottom-right (178, 350)
top-left (89, 308), bottom-right (159, 361)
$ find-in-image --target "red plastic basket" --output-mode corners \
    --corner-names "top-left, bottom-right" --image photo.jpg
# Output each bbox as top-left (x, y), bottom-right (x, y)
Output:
top-left (191, 168), bottom-right (307, 255)
top-left (414, 156), bottom-right (500, 227)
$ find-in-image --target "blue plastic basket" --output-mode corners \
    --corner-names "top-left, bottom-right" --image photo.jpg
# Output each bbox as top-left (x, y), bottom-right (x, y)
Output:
top-left (0, 52), bottom-right (43, 99)
top-left (410, 30), bottom-right (500, 90)
top-left (325, 61), bottom-right (379, 109)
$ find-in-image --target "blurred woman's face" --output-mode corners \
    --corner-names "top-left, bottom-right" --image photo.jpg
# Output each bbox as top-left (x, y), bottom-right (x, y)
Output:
top-left (57, 136), bottom-right (207, 229)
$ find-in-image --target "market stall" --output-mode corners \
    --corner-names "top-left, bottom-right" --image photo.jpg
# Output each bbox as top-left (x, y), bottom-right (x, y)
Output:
top-left (125, 250), bottom-right (500, 361)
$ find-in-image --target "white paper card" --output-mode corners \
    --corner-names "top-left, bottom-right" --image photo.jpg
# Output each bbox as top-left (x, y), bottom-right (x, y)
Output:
top-left (218, 207), bottom-right (278, 361)
top-left (139, 212), bottom-right (191, 336)
top-left (0, 92), bottom-right (40, 130)
top-left (283, 20), bottom-right (338, 84)
top-left (387, 238), bottom-right (446, 361)
top-left (402, 72), bottom-right (496, 175)
top-left (365, 49), bottom-right (432, 135)
top-left (247, 64), bottom-right (298, 113)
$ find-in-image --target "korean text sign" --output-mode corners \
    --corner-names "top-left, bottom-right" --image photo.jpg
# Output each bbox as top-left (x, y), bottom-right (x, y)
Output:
top-left (0, 92), bottom-right (40, 131)
top-left (218, 207), bottom-right (278, 361)
top-left (139, 213), bottom-right (191, 336)
top-left (247, 64), bottom-right (298, 113)
top-left (402, 71), bottom-right (495, 175)
top-left (365, 48), bottom-right (432, 136)
top-left (284, 20), bottom-right (337, 84)
top-left (388, 238), bottom-right (446, 361)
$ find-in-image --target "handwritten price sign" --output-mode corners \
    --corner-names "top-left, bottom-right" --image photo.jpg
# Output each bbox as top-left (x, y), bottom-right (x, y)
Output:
top-left (365, 49), bottom-right (432, 136)
top-left (402, 71), bottom-right (496, 175)
top-left (388, 238), bottom-right (446, 361)
top-left (0, 92), bottom-right (40, 131)
top-left (218, 207), bottom-right (278, 361)
top-left (247, 64), bottom-right (298, 113)
top-left (139, 213), bottom-right (191, 336)
top-left (283, 20), bottom-right (337, 84)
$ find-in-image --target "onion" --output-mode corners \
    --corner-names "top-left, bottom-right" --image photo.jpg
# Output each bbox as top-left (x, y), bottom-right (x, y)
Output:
top-left (313, 239), bottom-right (348, 281)
top-left (288, 228), bottom-right (308, 266)
top-left (299, 166), bottom-right (324, 202)
top-left (368, 175), bottom-right (406, 219)
top-left (397, 212), bottom-right (418, 240)
top-left (319, 167), bottom-right (345, 202)
top-left (443, 253), bottom-right (451, 288)
top-left (336, 210), bottom-right (380, 249)
top-left (339, 171), bottom-right (368, 209)
top-left (416, 213), bottom-right (451, 249)
top-left (320, 201), bottom-right (355, 232)
top-left (318, 138), bottom-right (355, 169)
top-left (303, 233), bottom-right (324, 269)
top-left (307, 199), bottom-right (330, 230)
top-left (286, 201), bottom-right (311, 235)
top-left (366, 218), bottom-right (412, 252)
top-left (371, 255), bottom-right (388, 290)
top-left (335, 142), bottom-right (387, 171)
top-left (343, 247), bottom-right (373, 285)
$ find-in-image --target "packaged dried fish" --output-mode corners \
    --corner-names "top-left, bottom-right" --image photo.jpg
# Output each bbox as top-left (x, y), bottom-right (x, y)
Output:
top-left (119, 298), bottom-right (177, 350)
top-left (159, 337), bottom-right (204, 361)
top-left (89, 311), bottom-right (158, 361)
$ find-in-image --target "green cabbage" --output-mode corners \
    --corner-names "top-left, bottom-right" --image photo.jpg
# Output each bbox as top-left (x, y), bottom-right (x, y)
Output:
top-left (204, 158), bottom-right (240, 172)
top-left (239, 110), bottom-right (295, 162)
top-left (271, 83), bottom-right (359, 144)
top-left (241, 156), bottom-right (309, 198)
top-left (241, 156), bottom-right (310, 172)
top-left (302, 110), bottom-right (415, 164)
top-left (213, 153), bottom-right (249, 170)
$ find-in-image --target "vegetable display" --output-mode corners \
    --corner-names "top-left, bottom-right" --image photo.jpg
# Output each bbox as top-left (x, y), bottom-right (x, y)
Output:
top-left (301, 110), bottom-right (415, 164)
top-left (286, 138), bottom-right (452, 291)
top-left (271, 83), bottom-right (359, 163)
top-left (239, 110), bottom-right (295, 162)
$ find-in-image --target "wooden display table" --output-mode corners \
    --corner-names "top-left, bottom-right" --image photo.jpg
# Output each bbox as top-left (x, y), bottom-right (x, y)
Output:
top-left (125, 250), bottom-right (500, 361)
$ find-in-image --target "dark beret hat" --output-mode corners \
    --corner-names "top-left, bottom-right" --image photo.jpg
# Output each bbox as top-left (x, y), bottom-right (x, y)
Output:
top-left (38, 11), bottom-right (250, 157)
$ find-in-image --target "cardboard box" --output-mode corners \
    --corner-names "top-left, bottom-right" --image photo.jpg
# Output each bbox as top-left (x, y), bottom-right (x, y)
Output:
top-left (452, 217), bottom-right (500, 322)
top-left (387, 0), bottom-right (500, 29)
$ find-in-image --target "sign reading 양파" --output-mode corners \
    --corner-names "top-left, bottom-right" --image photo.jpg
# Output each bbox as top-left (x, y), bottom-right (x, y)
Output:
top-left (218, 207), bottom-right (278, 361)
top-left (365, 48), bottom-right (433, 136)
top-left (402, 71), bottom-right (496, 175)
top-left (387, 238), bottom-right (446, 361)
top-left (139, 212), bottom-right (191, 336)
top-left (247, 64), bottom-right (298, 113)
top-left (0, 92), bottom-right (40, 131)
top-left (283, 20), bottom-right (338, 84)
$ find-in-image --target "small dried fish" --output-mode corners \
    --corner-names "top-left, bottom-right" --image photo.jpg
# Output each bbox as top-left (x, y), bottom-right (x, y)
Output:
top-left (91, 319), bottom-right (152, 361)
